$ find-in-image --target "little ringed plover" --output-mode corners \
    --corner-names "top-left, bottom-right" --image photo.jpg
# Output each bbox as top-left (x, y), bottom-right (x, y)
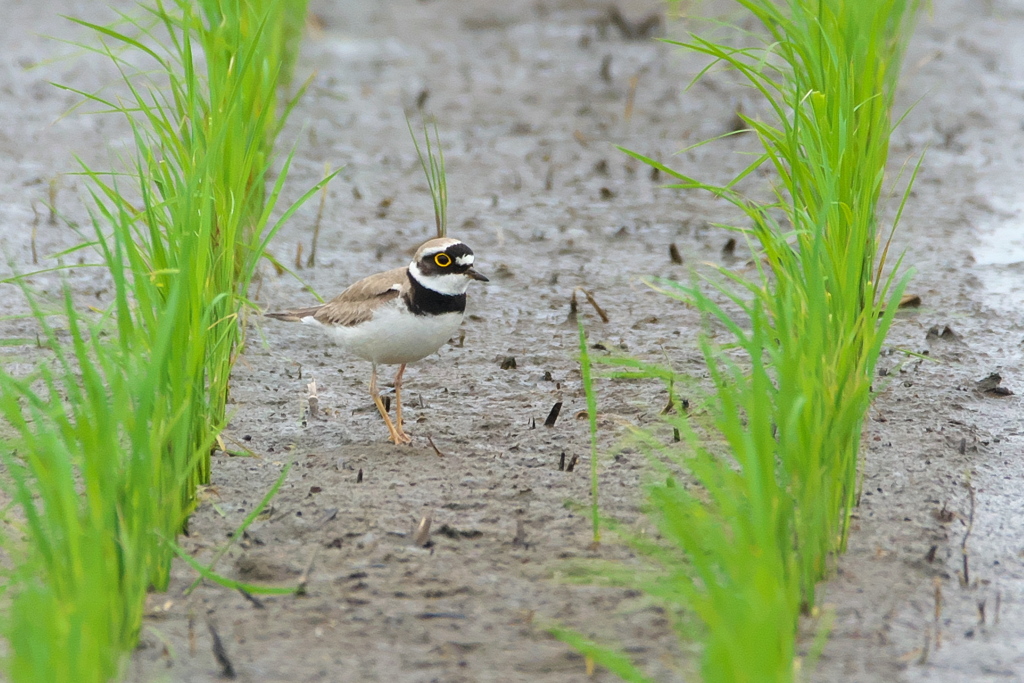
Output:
top-left (266, 237), bottom-right (488, 444)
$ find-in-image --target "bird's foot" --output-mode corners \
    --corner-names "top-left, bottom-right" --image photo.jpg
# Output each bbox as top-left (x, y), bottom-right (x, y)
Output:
top-left (389, 429), bottom-right (413, 446)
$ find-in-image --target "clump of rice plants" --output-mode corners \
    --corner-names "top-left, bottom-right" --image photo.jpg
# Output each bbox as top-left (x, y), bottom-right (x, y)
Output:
top-left (557, 0), bottom-right (921, 680)
top-left (0, 276), bottom-right (204, 683)
top-left (64, 0), bottom-right (316, 503)
top-left (0, 0), bottom-right (319, 680)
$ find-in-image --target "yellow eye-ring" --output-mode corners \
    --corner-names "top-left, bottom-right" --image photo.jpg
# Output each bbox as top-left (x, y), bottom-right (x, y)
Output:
top-left (434, 253), bottom-right (452, 267)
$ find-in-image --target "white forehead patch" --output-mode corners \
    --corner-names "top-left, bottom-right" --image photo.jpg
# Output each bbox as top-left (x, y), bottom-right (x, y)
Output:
top-left (455, 254), bottom-right (474, 266)
top-left (417, 239), bottom-right (461, 259)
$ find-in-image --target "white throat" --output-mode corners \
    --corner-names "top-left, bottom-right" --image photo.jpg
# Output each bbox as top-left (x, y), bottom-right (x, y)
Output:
top-left (409, 261), bottom-right (472, 296)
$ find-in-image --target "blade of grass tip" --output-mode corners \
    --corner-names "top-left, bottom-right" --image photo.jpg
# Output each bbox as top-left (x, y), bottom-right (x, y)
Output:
top-left (876, 152), bottom-right (925, 284)
top-left (802, 605), bottom-right (837, 674)
top-left (257, 161), bottom-right (341, 259)
top-left (306, 163), bottom-right (331, 268)
top-left (547, 626), bottom-right (655, 683)
top-left (170, 543), bottom-right (298, 595)
top-left (184, 457), bottom-right (294, 596)
top-left (577, 318), bottom-right (600, 546)
top-left (407, 117), bottom-right (447, 238)
top-left (61, 16), bottom-right (170, 70)
top-left (259, 253), bottom-right (324, 303)
top-left (0, 262), bottom-right (108, 285)
top-left (429, 121), bottom-right (447, 238)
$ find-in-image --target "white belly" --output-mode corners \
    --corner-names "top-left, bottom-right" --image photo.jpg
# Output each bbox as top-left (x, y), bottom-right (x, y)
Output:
top-left (304, 302), bottom-right (464, 365)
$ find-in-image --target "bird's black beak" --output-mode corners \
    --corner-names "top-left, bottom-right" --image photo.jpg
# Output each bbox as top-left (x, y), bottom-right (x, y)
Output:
top-left (466, 267), bottom-right (489, 282)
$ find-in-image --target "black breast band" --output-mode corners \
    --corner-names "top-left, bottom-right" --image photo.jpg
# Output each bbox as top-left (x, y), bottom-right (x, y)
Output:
top-left (405, 273), bottom-right (467, 316)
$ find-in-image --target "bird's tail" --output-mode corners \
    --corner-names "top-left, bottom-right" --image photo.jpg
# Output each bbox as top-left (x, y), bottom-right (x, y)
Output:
top-left (264, 306), bottom-right (323, 323)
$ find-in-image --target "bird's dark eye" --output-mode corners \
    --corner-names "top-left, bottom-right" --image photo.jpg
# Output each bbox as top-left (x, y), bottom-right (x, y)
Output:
top-left (434, 253), bottom-right (452, 267)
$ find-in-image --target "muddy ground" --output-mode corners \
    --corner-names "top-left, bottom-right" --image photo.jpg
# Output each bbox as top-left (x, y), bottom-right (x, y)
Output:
top-left (1, 0), bottom-right (1023, 681)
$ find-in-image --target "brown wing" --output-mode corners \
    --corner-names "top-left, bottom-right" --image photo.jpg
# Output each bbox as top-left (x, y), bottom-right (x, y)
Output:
top-left (266, 267), bottom-right (408, 327)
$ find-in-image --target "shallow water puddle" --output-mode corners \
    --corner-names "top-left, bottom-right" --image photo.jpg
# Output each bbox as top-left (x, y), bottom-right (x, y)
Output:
top-left (973, 195), bottom-right (1024, 310)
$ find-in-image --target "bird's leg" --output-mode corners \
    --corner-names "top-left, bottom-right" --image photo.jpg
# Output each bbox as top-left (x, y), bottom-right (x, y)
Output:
top-left (369, 362), bottom-right (409, 445)
top-left (393, 363), bottom-right (411, 442)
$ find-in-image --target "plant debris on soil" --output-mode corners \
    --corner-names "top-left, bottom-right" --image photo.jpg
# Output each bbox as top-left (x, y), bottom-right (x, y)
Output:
top-left (1, 1), bottom-right (1023, 682)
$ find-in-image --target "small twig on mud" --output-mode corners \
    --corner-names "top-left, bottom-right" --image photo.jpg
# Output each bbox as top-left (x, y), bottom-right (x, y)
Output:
top-left (47, 176), bottom-right (59, 225)
top-left (412, 513), bottom-right (433, 547)
top-left (558, 451), bottom-right (566, 471)
top-left (512, 518), bottom-right (527, 547)
top-left (933, 577), bottom-right (943, 650)
top-left (306, 378), bottom-right (320, 420)
top-left (625, 72), bottom-right (639, 121)
top-left (575, 287), bottom-right (610, 323)
top-left (296, 546), bottom-right (320, 596)
top-left (356, 468), bottom-right (363, 483)
top-left (208, 621), bottom-right (236, 679)
top-left (425, 434), bottom-right (445, 457)
top-left (662, 378), bottom-right (681, 415)
top-left (316, 508), bottom-right (338, 528)
top-left (30, 206), bottom-right (39, 265)
top-left (238, 588), bottom-right (265, 610)
top-left (566, 453), bottom-right (579, 472)
top-left (544, 401), bottom-right (562, 427)
top-left (960, 480), bottom-right (976, 587)
top-left (307, 164), bottom-right (330, 267)
top-left (669, 242), bottom-right (683, 264)
top-left (599, 54), bottom-right (613, 83)
top-left (218, 433), bottom-right (257, 458)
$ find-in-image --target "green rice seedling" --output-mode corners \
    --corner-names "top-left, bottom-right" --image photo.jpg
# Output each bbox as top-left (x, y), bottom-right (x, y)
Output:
top-left (185, 457), bottom-right (294, 595)
top-left (577, 320), bottom-right (601, 546)
top-left (63, 0), bottom-right (321, 507)
top-left (171, 459), bottom-right (300, 596)
top-left (547, 627), bottom-right (654, 683)
top-left (0, 270), bottom-right (206, 682)
top-left (0, 2), bottom-right (321, 679)
top-left (638, 0), bottom-right (921, 602)
top-left (0, 170), bottom-right (319, 682)
top-left (409, 119), bottom-right (448, 238)
top-left (0, 271), bottom-right (300, 681)
top-left (558, 0), bottom-right (921, 680)
top-left (557, 325), bottom-right (803, 681)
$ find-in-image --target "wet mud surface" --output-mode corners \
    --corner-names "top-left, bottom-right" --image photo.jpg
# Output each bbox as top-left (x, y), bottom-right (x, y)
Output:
top-left (2, 1), bottom-right (1023, 681)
